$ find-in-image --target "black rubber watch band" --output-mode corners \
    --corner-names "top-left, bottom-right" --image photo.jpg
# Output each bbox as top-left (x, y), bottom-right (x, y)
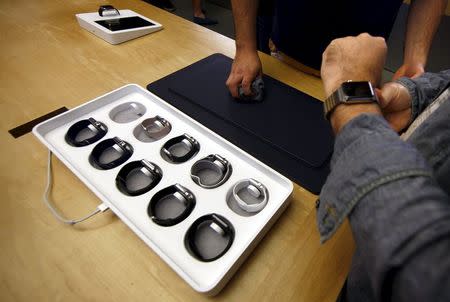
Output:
top-left (185, 214), bottom-right (234, 262)
top-left (148, 184), bottom-right (196, 227)
top-left (160, 134), bottom-right (200, 163)
top-left (116, 160), bottom-right (162, 196)
top-left (65, 118), bottom-right (108, 147)
top-left (90, 137), bottom-right (133, 170)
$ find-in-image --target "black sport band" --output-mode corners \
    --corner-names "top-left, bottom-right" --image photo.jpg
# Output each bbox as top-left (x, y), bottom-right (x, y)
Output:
top-left (65, 118), bottom-right (108, 147)
top-left (148, 184), bottom-right (196, 227)
top-left (90, 137), bottom-right (133, 170)
top-left (185, 214), bottom-right (234, 262)
top-left (160, 134), bottom-right (200, 163)
top-left (116, 160), bottom-right (162, 196)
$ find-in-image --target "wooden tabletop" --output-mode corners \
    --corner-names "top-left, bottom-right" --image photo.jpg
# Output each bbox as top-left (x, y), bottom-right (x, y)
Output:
top-left (0, 0), bottom-right (354, 301)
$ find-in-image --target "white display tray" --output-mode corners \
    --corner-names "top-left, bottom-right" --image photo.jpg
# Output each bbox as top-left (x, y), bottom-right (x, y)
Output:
top-left (76, 9), bottom-right (163, 45)
top-left (33, 84), bottom-right (293, 294)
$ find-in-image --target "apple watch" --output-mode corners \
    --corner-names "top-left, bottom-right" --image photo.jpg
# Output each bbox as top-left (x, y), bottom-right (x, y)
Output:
top-left (65, 118), bottom-right (107, 147)
top-left (148, 184), bottom-right (196, 227)
top-left (116, 160), bottom-right (162, 196)
top-left (324, 81), bottom-right (378, 120)
top-left (232, 179), bottom-right (268, 213)
top-left (190, 154), bottom-right (232, 189)
top-left (140, 116), bottom-right (171, 140)
top-left (98, 5), bottom-right (120, 17)
top-left (160, 134), bottom-right (200, 164)
top-left (184, 214), bottom-right (234, 262)
top-left (89, 137), bottom-right (133, 170)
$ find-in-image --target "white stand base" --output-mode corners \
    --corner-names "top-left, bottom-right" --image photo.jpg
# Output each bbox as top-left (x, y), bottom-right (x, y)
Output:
top-left (76, 9), bottom-right (163, 45)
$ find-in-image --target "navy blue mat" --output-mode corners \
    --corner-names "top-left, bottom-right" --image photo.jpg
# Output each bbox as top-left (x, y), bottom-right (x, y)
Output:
top-left (147, 53), bottom-right (333, 194)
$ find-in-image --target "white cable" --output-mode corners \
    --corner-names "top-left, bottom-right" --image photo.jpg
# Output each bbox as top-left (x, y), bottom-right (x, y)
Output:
top-left (43, 151), bottom-right (109, 225)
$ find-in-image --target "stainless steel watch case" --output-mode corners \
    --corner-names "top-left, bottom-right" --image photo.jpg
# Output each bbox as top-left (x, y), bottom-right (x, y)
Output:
top-left (324, 81), bottom-right (378, 120)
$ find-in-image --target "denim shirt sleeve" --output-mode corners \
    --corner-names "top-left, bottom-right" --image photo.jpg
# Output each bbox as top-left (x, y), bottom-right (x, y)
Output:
top-left (317, 114), bottom-right (434, 242)
top-left (317, 114), bottom-right (450, 301)
top-left (396, 69), bottom-right (450, 120)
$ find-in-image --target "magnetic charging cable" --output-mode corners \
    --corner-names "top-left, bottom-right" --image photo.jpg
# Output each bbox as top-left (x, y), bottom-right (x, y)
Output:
top-left (43, 151), bottom-right (109, 225)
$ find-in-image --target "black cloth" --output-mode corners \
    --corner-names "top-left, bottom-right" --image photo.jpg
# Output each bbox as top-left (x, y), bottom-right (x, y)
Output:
top-left (147, 54), bottom-right (334, 194)
top-left (267, 0), bottom-right (403, 69)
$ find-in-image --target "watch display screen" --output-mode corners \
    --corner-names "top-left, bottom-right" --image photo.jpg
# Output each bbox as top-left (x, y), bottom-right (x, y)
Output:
top-left (95, 16), bottom-right (154, 31)
top-left (342, 81), bottom-right (374, 98)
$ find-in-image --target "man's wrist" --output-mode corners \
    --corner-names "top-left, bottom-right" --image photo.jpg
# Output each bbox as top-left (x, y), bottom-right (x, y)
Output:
top-left (236, 40), bottom-right (257, 53)
top-left (330, 103), bottom-right (382, 134)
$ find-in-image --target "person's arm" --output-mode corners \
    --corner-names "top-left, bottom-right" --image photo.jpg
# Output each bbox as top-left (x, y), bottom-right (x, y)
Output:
top-left (377, 70), bottom-right (450, 132)
top-left (319, 34), bottom-right (450, 301)
top-left (397, 70), bottom-right (450, 118)
top-left (320, 114), bottom-right (450, 301)
top-left (226, 0), bottom-right (261, 97)
top-left (393, 0), bottom-right (447, 80)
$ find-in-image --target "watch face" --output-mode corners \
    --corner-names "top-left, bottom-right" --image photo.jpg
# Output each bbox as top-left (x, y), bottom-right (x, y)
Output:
top-left (342, 81), bottom-right (374, 98)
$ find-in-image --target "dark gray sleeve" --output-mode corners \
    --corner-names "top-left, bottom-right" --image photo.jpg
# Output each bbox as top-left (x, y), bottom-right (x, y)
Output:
top-left (396, 70), bottom-right (450, 120)
top-left (317, 114), bottom-right (450, 301)
top-left (350, 173), bottom-right (450, 302)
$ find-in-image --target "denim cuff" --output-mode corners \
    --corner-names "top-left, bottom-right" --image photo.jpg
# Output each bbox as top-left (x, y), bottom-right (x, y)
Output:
top-left (395, 71), bottom-right (450, 122)
top-left (317, 114), bottom-right (431, 243)
top-left (396, 77), bottom-right (418, 122)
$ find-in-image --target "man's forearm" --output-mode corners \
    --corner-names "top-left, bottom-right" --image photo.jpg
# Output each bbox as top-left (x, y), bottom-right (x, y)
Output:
top-left (404, 0), bottom-right (447, 66)
top-left (350, 164), bottom-right (450, 301)
top-left (230, 0), bottom-right (259, 52)
top-left (318, 114), bottom-right (450, 300)
top-left (317, 115), bottom-right (434, 242)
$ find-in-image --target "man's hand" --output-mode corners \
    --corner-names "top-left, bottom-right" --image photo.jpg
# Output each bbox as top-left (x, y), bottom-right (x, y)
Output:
top-left (377, 82), bottom-right (412, 132)
top-left (321, 33), bottom-right (387, 96)
top-left (392, 0), bottom-right (447, 81)
top-left (392, 63), bottom-right (425, 80)
top-left (226, 49), bottom-right (262, 98)
top-left (321, 33), bottom-right (387, 134)
top-left (227, 0), bottom-right (260, 98)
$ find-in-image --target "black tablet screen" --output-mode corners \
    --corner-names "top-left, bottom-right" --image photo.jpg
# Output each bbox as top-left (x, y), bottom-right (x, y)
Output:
top-left (95, 16), bottom-right (154, 31)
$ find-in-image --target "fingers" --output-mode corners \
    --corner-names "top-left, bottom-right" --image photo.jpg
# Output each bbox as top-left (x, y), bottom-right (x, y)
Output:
top-left (226, 50), bottom-right (262, 98)
top-left (410, 69), bottom-right (425, 79)
top-left (377, 82), bottom-right (412, 132)
top-left (358, 32), bottom-right (385, 42)
top-left (226, 66), bottom-right (260, 98)
top-left (379, 82), bottom-right (412, 110)
top-left (378, 82), bottom-right (401, 109)
top-left (374, 87), bottom-right (383, 105)
top-left (226, 72), bottom-right (243, 98)
top-left (321, 33), bottom-right (387, 96)
top-left (392, 68), bottom-right (404, 81)
top-left (241, 77), bottom-right (253, 96)
top-left (392, 63), bottom-right (425, 81)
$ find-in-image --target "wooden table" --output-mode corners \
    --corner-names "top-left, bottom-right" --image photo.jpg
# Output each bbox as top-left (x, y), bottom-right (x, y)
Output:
top-left (0, 1), bottom-right (354, 301)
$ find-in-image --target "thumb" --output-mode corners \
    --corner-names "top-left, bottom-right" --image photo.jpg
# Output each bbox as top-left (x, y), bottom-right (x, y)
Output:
top-left (378, 82), bottom-right (400, 109)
